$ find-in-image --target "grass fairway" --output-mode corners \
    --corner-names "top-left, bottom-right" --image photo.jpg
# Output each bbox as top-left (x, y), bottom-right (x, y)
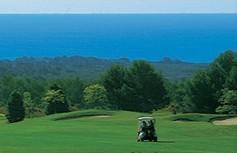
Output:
top-left (0, 110), bottom-right (236, 153)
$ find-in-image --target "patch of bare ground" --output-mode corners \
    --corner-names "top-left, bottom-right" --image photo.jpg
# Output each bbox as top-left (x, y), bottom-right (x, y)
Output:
top-left (88, 115), bottom-right (111, 119)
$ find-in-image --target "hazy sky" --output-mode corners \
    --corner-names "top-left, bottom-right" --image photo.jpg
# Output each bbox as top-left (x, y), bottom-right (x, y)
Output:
top-left (0, 0), bottom-right (236, 13)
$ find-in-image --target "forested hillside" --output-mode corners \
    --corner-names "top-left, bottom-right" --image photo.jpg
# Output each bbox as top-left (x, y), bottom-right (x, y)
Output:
top-left (0, 50), bottom-right (236, 121)
top-left (0, 56), bottom-right (207, 80)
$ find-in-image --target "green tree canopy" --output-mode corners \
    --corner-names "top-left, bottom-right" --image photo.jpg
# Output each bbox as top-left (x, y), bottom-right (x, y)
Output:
top-left (187, 71), bottom-right (217, 113)
top-left (23, 92), bottom-right (34, 118)
top-left (44, 84), bottom-right (69, 115)
top-left (83, 84), bottom-right (109, 109)
top-left (211, 50), bottom-right (237, 74)
top-left (55, 78), bottom-right (85, 108)
top-left (208, 51), bottom-right (237, 100)
top-left (7, 91), bottom-right (25, 123)
top-left (181, 50), bottom-right (237, 114)
top-left (169, 80), bottom-right (195, 113)
top-left (216, 89), bottom-right (237, 114)
top-left (102, 65), bottom-right (127, 109)
top-left (122, 61), bottom-right (168, 112)
top-left (225, 66), bottom-right (237, 90)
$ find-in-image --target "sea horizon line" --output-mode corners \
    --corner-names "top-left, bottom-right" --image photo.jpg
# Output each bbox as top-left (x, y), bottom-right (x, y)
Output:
top-left (0, 12), bottom-right (236, 15)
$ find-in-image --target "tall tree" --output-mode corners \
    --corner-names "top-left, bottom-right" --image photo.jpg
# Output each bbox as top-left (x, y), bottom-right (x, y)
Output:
top-left (211, 50), bottom-right (237, 74)
top-left (123, 61), bottom-right (168, 112)
top-left (83, 84), bottom-right (109, 109)
top-left (44, 84), bottom-right (69, 115)
top-left (102, 65), bottom-right (127, 109)
top-left (187, 71), bottom-right (217, 113)
top-left (7, 91), bottom-right (25, 123)
top-left (169, 80), bottom-right (195, 113)
top-left (208, 51), bottom-right (237, 100)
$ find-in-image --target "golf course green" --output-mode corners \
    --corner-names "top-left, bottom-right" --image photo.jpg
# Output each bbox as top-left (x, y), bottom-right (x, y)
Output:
top-left (0, 110), bottom-right (236, 153)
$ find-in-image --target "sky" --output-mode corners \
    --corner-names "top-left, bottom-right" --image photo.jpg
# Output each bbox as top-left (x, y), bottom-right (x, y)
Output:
top-left (0, 0), bottom-right (236, 14)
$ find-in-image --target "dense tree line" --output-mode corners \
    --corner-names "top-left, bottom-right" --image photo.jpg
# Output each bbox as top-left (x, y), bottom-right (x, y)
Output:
top-left (170, 51), bottom-right (237, 114)
top-left (102, 61), bottom-right (168, 112)
top-left (0, 77), bottom-right (86, 121)
top-left (0, 50), bottom-right (236, 123)
top-left (1, 60), bottom-right (168, 122)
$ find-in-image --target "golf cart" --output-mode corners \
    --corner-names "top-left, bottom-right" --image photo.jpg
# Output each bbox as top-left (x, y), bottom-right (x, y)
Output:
top-left (137, 117), bottom-right (158, 142)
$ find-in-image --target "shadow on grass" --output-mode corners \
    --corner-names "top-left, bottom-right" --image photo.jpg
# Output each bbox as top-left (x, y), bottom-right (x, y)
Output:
top-left (138, 140), bottom-right (175, 143)
top-left (158, 140), bottom-right (175, 143)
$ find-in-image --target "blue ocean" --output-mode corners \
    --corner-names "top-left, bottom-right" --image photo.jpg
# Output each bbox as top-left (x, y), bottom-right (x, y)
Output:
top-left (0, 14), bottom-right (236, 62)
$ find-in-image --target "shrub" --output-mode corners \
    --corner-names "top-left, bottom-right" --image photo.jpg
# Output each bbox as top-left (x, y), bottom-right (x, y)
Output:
top-left (7, 91), bottom-right (25, 123)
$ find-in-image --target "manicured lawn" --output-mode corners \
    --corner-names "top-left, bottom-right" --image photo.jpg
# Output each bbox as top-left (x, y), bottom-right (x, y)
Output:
top-left (0, 110), bottom-right (236, 153)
